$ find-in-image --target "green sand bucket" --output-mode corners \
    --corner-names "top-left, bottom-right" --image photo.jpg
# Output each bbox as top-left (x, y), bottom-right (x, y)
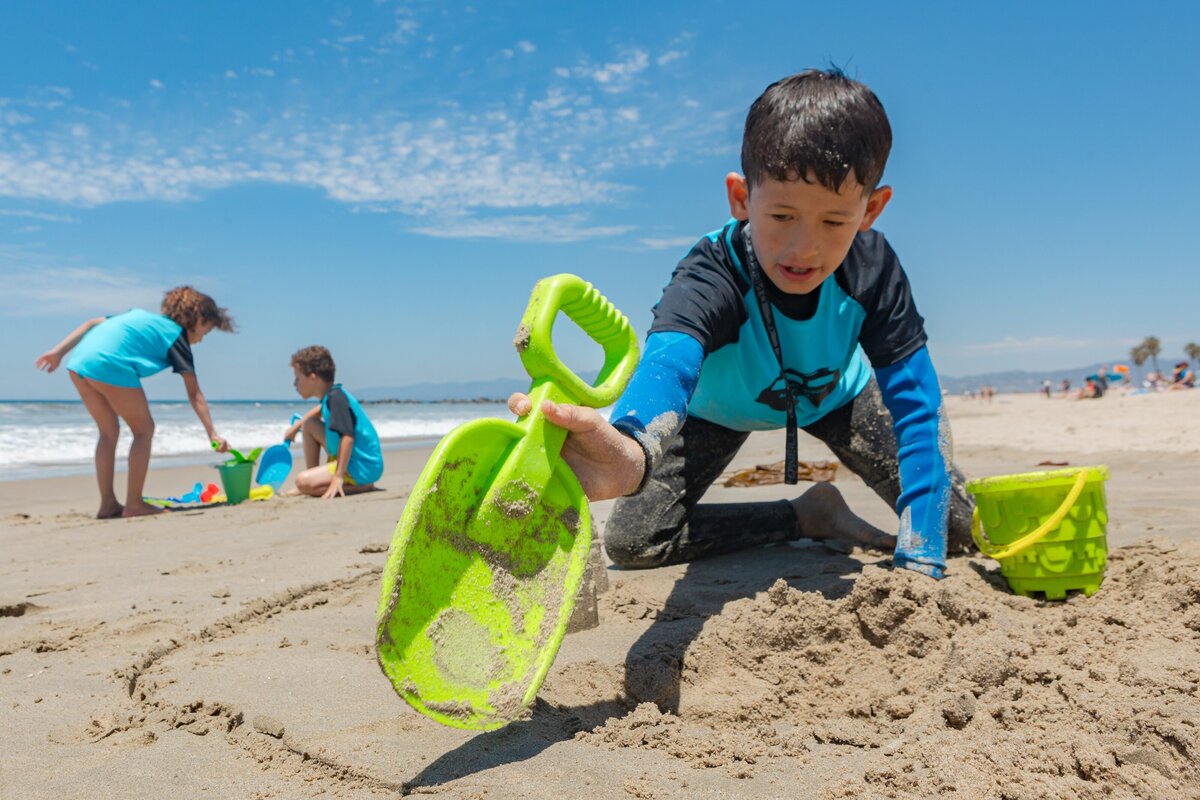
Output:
top-left (375, 274), bottom-right (639, 730)
top-left (215, 461), bottom-right (254, 505)
top-left (966, 466), bottom-right (1110, 599)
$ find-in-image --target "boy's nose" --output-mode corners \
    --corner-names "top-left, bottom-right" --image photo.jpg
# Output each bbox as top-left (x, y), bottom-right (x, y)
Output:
top-left (786, 230), bottom-right (819, 262)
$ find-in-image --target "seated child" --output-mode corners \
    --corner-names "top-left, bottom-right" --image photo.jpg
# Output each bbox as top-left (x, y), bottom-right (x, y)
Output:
top-left (286, 346), bottom-right (383, 498)
top-left (509, 68), bottom-right (975, 579)
top-left (1170, 361), bottom-right (1195, 390)
top-left (35, 286), bottom-right (233, 518)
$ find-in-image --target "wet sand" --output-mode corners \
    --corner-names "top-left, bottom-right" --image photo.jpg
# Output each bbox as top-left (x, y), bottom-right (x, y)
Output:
top-left (2, 390), bottom-right (1198, 798)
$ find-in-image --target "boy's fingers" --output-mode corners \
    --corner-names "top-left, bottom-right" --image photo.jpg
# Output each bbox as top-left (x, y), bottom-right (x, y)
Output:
top-left (541, 401), bottom-right (601, 432)
top-left (507, 392), bottom-right (532, 416)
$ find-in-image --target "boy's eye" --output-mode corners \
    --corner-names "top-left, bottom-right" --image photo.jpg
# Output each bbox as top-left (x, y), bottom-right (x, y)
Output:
top-left (824, 220), bottom-right (846, 227)
top-left (769, 214), bottom-right (791, 222)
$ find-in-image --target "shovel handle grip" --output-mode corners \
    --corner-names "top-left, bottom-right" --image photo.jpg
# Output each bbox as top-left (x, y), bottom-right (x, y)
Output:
top-left (516, 274), bottom-right (640, 408)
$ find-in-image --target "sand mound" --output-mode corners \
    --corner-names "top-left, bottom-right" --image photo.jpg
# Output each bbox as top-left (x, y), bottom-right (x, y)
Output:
top-left (585, 540), bottom-right (1200, 798)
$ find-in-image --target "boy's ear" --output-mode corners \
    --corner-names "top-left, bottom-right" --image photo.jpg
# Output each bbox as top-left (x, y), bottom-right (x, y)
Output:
top-left (725, 172), bottom-right (750, 221)
top-left (859, 185), bottom-right (893, 231)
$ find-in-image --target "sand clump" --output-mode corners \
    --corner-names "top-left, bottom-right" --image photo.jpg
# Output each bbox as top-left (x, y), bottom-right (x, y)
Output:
top-left (583, 540), bottom-right (1200, 798)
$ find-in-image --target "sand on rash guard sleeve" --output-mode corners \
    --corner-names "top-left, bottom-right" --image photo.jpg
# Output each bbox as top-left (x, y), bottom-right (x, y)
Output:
top-left (165, 332), bottom-right (196, 375)
top-left (610, 331), bottom-right (704, 494)
top-left (874, 346), bottom-right (950, 579)
top-left (325, 388), bottom-right (357, 438)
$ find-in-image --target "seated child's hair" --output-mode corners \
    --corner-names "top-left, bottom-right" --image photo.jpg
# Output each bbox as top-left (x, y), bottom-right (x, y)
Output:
top-left (742, 67), bottom-right (892, 195)
top-left (292, 345), bottom-right (336, 383)
top-left (162, 286), bottom-right (236, 332)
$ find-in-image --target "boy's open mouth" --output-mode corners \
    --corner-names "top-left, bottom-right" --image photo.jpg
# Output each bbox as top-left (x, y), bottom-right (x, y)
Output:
top-left (779, 264), bottom-right (818, 279)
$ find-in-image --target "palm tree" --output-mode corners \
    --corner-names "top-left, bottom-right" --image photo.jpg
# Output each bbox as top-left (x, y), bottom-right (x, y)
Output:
top-left (1140, 336), bottom-right (1162, 375)
top-left (1186, 342), bottom-right (1200, 370)
top-left (1130, 344), bottom-right (1148, 378)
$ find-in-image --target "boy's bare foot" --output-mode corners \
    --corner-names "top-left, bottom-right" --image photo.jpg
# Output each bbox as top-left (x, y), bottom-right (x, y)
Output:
top-left (97, 503), bottom-right (124, 519)
top-left (121, 501), bottom-right (166, 518)
top-left (284, 487), bottom-right (303, 497)
top-left (790, 481), bottom-right (896, 551)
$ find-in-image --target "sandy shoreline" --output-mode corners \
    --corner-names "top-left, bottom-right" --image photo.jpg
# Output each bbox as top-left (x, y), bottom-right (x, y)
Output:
top-left (2, 391), bottom-right (1198, 798)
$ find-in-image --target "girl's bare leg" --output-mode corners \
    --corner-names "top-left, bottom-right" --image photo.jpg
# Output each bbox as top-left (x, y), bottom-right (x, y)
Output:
top-left (85, 380), bottom-right (163, 517)
top-left (70, 372), bottom-right (123, 519)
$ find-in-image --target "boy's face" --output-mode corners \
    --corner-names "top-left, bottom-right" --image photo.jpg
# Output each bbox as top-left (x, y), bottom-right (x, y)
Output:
top-left (292, 365), bottom-right (323, 399)
top-left (726, 171), bottom-right (892, 295)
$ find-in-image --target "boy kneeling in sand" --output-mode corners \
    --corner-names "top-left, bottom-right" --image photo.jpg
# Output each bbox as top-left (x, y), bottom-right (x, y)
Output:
top-left (510, 68), bottom-right (975, 579)
top-left (286, 346), bottom-right (383, 499)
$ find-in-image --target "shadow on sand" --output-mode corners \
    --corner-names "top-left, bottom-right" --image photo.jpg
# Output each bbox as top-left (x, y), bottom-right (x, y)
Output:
top-left (400, 541), bottom-right (874, 793)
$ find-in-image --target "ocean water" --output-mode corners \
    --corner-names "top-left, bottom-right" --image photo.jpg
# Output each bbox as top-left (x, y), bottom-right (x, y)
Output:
top-left (0, 400), bottom-right (512, 482)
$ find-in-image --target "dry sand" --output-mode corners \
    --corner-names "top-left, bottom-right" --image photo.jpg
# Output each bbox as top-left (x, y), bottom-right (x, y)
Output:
top-left (2, 390), bottom-right (1198, 799)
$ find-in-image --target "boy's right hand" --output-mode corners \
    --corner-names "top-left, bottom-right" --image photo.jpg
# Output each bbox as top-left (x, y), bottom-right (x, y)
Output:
top-left (507, 393), bottom-right (645, 502)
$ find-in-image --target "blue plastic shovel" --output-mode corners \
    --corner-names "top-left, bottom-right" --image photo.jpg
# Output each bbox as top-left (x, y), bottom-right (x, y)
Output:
top-left (256, 443), bottom-right (292, 490)
top-left (256, 414), bottom-right (302, 491)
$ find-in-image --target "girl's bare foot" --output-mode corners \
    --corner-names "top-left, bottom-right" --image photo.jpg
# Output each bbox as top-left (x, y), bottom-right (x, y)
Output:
top-left (121, 501), bottom-right (166, 518)
top-left (97, 502), bottom-right (124, 519)
top-left (790, 481), bottom-right (896, 551)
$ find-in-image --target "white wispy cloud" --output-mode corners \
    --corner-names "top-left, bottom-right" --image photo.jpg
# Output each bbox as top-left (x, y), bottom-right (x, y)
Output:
top-left (409, 214), bottom-right (632, 243)
top-left (149, 79), bottom-right (165, 90)
top-left (576, 49), bottom-right (649, 93)
top-left (0, 208), bottom-right (79, 223)
top-left (0, 34), bottom-right (736, 242)
top-left (0, 262), bottom-right (166, 317)
top-left (955, 335), bottom-right (1127, 354)
top-left (636, 235), bottom-right (700, 251)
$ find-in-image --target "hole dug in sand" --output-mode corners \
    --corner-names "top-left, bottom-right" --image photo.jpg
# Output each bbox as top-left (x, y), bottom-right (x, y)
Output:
top-left (584, 540), bottom-right (1200, 798)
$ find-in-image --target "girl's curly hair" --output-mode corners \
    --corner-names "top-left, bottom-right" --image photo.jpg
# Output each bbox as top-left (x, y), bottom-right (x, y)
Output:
top-left (161, 286), bottom-right (235, 332)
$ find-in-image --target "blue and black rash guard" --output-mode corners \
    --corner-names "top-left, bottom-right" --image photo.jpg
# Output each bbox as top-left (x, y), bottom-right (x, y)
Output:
top-left (611, 219), bottom-right (953, 577)
top-left (322, 385), bottom-right (384, 485)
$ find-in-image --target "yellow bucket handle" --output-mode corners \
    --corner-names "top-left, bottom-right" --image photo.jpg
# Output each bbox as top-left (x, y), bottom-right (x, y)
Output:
top-left (971, 469), bottom-right (1091, 561)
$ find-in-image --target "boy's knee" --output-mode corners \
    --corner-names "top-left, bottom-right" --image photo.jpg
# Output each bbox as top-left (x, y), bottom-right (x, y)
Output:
top-left (601, 497), bottom-right (679, 569)
top-left (294, 470), bottom-right (323, 496)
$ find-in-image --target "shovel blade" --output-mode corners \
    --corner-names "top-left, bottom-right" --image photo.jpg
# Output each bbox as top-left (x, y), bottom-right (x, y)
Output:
top-left (376, 418), bottom-right (591, 730)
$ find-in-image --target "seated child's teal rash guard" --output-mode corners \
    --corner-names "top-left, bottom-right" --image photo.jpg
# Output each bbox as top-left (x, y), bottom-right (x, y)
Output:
top-left (66, 308), bottom-right (195, 388)
top-left (611, 219), bottom-right (951, 578)
top-left (322, 385), bottom-right (384, 485)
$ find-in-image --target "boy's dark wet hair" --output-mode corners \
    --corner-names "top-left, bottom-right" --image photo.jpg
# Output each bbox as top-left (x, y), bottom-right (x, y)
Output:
top-left (162, 286), bottom-right (235, 332)
top-left (291, 345), bottom-right (336, 383)
top-left (741, 68), bottom-right (892, 196)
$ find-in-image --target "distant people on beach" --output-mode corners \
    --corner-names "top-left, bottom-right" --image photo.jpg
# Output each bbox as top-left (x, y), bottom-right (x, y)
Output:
top-left (1041, 379), bottom-right (1052, 398)
top-left (1170, 361), bottom-right (1195, 390)
top-left (1060, 378), bottom-right (1071, 395)
top-left (1075, 376), bottom-right (1104, 400)
top-left (285, 346), bottom-right (383, 499)
top-left (34, 287), bottom-right (234, 519)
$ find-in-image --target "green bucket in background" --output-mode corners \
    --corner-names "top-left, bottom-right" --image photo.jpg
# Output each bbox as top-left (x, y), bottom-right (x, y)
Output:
top-left (965, 466), bottom-right (1110, 600)
top-left (215, 461), bottom-right (254, 505)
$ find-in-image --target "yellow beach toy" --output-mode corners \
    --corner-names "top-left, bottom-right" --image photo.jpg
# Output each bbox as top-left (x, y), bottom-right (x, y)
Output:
top-left (375, 274), bottom-right (639, 730)
top-left (966, 466), bottom-right (1110, 599)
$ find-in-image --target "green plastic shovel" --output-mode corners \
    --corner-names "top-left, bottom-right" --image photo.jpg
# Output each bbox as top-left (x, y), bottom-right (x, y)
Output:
top-left (375, 274), bottom-right (639, 730)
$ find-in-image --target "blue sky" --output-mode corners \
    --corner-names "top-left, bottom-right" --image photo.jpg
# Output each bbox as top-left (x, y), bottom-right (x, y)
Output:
top-left (3, 1), bottom-right (1198, 400)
